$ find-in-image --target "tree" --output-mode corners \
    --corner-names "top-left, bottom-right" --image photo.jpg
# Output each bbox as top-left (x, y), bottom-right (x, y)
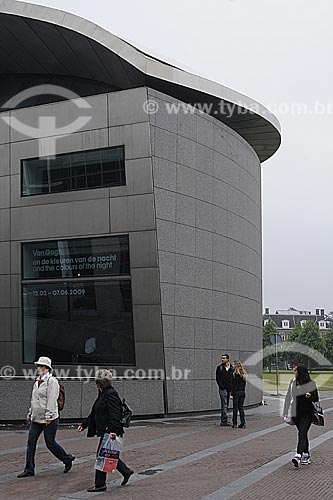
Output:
top-left (282, 323), bottom-right (302, 366)
top-left (263, 320), bottom-right (277, 372)
top-left (286, 321), bottom-right (325, 368)
top-left (323, 328), bottom-right (333, 365)
top-left (300, 321), bottom-right (324, 352)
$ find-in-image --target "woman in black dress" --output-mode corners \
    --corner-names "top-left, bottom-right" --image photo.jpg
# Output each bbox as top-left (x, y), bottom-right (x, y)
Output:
top-left (78, 369), bottom-right (133, 492)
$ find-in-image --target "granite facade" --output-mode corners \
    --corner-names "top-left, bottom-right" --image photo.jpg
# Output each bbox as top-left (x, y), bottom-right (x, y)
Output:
top-left (149, 88), bottom-right (263, 413)
top-left (0, 86), bottom-right (263, 419)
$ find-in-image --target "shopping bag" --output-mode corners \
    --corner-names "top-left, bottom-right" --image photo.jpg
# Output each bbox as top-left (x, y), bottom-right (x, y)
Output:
top-left (95, 453), bottom-right (119, 473)
top-left (95, 433), bottom-right (123, 473)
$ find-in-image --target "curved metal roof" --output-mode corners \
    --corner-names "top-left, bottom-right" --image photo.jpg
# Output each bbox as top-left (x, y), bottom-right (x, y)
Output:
top-left (0, 0), bottom-right (281, 161)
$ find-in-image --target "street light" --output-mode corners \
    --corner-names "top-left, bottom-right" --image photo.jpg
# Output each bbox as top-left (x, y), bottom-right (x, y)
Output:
top-left (270, 333), bottom-right (283, 396)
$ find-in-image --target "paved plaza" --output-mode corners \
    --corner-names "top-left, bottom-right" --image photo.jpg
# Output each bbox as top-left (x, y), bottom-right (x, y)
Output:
top-left (1, 394), bottom-right (332, 500)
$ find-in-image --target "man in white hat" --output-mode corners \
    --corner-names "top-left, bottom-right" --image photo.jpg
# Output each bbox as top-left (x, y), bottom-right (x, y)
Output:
top-left (17, 356), bottom-right (75, 478)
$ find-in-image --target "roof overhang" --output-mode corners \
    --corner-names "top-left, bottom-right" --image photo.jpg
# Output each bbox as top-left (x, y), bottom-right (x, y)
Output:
top-left (0, 0), bottom-right (281, 162)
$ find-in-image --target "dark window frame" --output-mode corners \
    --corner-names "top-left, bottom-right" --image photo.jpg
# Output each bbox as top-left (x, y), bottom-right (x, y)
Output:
top-left (21, 235), bottom-right (136, 367)
top-left (21, 235), bottom-right (130, 280)
top-left (21, 145), bottom-right (126, 197)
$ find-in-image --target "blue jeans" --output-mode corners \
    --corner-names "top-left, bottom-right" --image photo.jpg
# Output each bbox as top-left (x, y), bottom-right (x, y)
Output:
top-left (25, 418), bottom-right (73, 473)
top-left (219, 388), bottom-right (230, 424)
top-left (232, 391), bottom-right (246, 426)
top-left (95, 435), bottom-right (131, 487)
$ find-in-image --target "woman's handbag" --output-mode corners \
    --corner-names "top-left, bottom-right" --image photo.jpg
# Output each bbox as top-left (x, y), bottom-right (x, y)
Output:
top-left (120, 399), bottom-right (133, 428)
top-left (95, 433), bottom-right (124, 473)
top-left (312, 401), bottom-right (324, 426)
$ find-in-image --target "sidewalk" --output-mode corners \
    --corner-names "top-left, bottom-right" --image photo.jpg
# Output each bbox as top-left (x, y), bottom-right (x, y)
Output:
top-left (0, 394), bottom-right (332, 500)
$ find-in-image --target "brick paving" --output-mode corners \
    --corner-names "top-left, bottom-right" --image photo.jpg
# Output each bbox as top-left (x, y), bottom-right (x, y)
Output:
top-left (231, 439), bottom-right (333, 500)
top-left (0, 395), bottom-right (332, 500)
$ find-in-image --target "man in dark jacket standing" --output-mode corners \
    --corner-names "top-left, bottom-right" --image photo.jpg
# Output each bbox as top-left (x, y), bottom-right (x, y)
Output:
top-left (216, 353), bottom-right (233, 426)
top-left (78, 369), bottom-right (133, 492)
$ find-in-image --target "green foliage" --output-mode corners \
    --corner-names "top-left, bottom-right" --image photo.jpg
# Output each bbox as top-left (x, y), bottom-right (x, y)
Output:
top-left (323, 329), bottom-right (333, 364)
top-left (263, 320), bottom-right (277, 346)
top-left (299, 321), bottom-right (324, 352)
top-left (263, 320), bottom-right (277, 371)
top-left (287, 322), bottom-right (302, 343)
top-left (284, 320), bottom-right (325, 368)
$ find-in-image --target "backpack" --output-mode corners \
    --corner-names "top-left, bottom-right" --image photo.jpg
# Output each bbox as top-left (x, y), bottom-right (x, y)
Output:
top-left (120, 398), bottom-right (133, 428)
top-left (58, 383), bottom-right (65, 412)
top-left (46, 376), bottom-right (65, 412)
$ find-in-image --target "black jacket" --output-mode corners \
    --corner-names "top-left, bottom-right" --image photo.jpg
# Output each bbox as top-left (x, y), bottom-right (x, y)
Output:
top-left (81, 386), bottom-right (124, 437)
top-left (283, 378), bottom-right (319, 418)
top-left (231, 373), bottom-right (246, 395)
top-left (216, 364), bottom-right (233, 391)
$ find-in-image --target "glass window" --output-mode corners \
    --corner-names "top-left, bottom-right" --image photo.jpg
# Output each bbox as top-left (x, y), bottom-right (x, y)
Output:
top-left (22, 280), bottom-right (134, 365)
top-left (21, 145), bottom-right (125, 196)
top-left (22, 236), bottom-right (130, 280)
top-left (22, 236), bottom-right (134, 365)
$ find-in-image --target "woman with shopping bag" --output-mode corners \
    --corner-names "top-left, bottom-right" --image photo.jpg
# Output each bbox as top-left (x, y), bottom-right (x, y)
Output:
top-left (78, 369), bottom-right (133, 492)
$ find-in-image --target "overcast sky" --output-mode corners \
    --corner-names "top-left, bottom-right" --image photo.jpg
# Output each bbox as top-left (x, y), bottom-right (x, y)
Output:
top-left (27, 0), bottom-right (333, 313)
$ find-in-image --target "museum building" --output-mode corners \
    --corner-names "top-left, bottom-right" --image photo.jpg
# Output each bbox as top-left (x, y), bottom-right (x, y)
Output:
top-left (0, 0), bottom-right (281, 420)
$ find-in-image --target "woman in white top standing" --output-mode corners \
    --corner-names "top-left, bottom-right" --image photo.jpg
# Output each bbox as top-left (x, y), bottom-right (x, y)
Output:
top-left (17, 356), bottom-right (75, 478)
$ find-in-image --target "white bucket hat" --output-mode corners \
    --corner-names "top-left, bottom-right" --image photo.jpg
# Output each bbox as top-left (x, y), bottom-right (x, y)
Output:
top-left (34, 356), bottom-right (52, 370)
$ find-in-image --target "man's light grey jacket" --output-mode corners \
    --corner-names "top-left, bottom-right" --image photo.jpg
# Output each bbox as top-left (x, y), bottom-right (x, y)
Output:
top-left (28, 374), bottom-right (60, 423)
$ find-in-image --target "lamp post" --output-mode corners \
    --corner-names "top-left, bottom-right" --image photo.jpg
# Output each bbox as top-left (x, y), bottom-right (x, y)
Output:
top-left (270, 333), bottom-right (283, 396)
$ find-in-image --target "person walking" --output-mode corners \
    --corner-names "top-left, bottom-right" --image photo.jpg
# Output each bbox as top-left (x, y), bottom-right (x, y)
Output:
top-left (231, 360), bottom-right (247, 429)
top-left (283, 363), bottom-right (319, 467)
top-left (216, 353), bottom-right (233, 426)
top-left (78, 369), bottom-right (133, 492)
top-left (17, 356), bottom-right (75, 478)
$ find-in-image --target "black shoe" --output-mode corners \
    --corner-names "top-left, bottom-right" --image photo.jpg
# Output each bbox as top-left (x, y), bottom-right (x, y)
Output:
top-left (232, 424), bottom-right (237, 428)
top-left (64, 456), bottom-right (75, 473)
top-left (220, 422), bottom-right (229, 427)
top-left (292, 456), bottom-right (301, 468)
top-left (238, 424), bottom-right (246, 429)
top-left (87, 485), bottom-right (107, 492)
top-left (17, 471), bottom-right (35, 478)
top-left (121, 470), bottom-right (134, 486)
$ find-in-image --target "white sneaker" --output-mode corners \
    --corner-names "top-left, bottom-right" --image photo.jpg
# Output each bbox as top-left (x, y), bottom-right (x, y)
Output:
top-left (301, 453), bottom-right (311, 464)
top-left (292, 454), bottom-right (301, 468)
